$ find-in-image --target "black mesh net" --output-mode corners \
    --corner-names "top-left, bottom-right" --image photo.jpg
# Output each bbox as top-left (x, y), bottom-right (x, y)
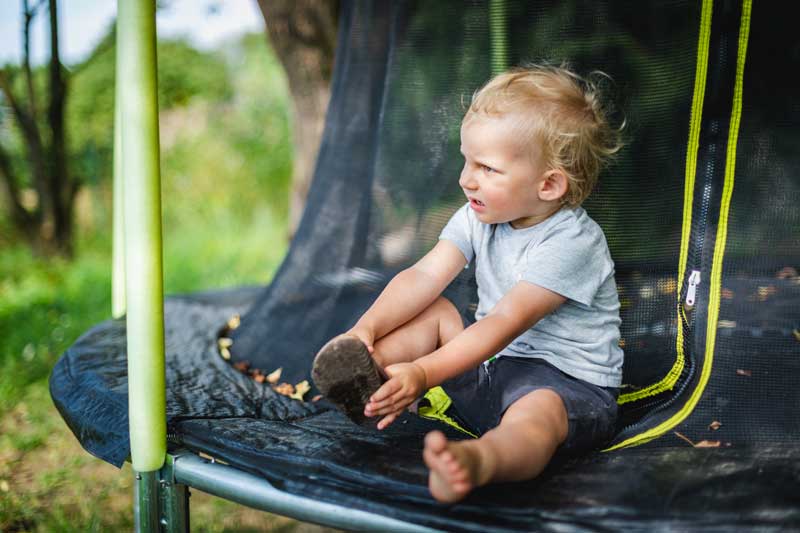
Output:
top-left (50, 0), bottom-right (800, 529)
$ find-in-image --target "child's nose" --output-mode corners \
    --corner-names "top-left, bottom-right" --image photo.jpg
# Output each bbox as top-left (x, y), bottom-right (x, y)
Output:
top-left (459, 168), bottom-right (477, 190)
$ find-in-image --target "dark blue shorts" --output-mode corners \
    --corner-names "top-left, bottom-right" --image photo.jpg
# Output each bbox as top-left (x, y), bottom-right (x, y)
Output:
top-left (440, 356), bottom-right (619, 456)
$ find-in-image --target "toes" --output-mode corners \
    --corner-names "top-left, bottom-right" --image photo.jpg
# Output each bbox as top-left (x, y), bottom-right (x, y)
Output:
top-left (424, 430), bottom-right (448, 453)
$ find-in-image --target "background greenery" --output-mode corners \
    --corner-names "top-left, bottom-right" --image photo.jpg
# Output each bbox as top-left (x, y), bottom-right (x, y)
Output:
top-left (0, 30), bottom-right (333, 532)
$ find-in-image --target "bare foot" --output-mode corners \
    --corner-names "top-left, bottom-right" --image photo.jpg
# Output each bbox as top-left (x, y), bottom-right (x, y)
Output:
top-left (423, 430), bottom-right (489, 503)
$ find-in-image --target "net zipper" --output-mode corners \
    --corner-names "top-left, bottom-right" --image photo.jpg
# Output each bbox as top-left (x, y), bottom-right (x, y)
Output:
top-left (616, 152), bottom-right (715, 438)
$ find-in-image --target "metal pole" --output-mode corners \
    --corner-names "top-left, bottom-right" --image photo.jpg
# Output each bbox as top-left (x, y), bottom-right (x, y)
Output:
top-left (160, 455), bottom-right (190, 532)
top-left (489, 0), bottom-right (508, 75)
top-left (134, 471), bottom-right (160, 531)
top-left (172, 453), bottom-right (438, 533)
top-left (118, 0), bottom-right (166, 530)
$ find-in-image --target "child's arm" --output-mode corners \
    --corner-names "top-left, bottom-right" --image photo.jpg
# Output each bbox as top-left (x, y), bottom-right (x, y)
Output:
top-left (366, 281), bottom-right (566, 428)
top-left (347, 240), bottom-right (468, 352)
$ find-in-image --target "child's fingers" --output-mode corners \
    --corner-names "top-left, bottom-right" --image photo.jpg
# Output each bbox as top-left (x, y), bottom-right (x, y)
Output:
top-left (367, 391), bottom-right (414, 416)
top-left (370, 378), bottom-right (401, 402)
top-left (377, 411), bottom-right (400, 430)
top-left (369, 382), bottom-right (413, 409)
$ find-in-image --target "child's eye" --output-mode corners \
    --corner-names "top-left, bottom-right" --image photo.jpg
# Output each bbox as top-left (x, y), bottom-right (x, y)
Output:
top-left (481, 164), bottom-right (496, 173)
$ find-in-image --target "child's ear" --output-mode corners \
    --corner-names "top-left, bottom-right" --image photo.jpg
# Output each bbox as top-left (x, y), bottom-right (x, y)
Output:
top-left (538, 169), bottom-right (568, 202)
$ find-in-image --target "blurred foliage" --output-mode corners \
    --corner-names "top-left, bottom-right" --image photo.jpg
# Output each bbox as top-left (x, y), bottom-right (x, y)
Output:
top-left (67, 29), bottom-right (233, 188)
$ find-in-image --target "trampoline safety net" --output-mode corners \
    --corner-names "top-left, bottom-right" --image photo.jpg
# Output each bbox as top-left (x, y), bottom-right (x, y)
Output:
top-left (51, 1), bottom-right (800, 531)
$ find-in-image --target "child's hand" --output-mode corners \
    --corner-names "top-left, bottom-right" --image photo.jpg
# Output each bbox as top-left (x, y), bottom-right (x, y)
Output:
top-left (365, 362), bottom-right (427, 430)
top-left (345, 326), bottom-right (376, 355)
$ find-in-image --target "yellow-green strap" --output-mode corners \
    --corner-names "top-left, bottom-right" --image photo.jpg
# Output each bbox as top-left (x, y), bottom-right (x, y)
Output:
top-left (418, 386), bottom-right (478, 438)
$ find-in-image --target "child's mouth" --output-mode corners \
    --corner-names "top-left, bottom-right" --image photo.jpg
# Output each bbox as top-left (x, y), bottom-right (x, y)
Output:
top-left (470, 198), bottom-right (485, 210)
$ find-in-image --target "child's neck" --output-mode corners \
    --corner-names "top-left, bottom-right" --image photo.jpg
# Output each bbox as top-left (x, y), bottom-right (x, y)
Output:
top-left (509, 203), bottom-right (564, 229)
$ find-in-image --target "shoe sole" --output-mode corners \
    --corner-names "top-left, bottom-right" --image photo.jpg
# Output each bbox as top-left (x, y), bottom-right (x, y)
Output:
top-left (311, 335), bottom-right (385, 425)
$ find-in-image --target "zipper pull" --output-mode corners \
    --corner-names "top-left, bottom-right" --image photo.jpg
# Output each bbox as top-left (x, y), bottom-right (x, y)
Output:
top-left (686, 270), bottom-right (701, 307)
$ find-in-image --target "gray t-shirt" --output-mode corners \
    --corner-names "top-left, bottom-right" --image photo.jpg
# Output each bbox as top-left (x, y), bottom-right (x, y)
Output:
top-left (439, 203), bottom-right (623, 387)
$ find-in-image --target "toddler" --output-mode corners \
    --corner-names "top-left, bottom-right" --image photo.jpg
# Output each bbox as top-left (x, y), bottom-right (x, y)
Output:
top-left (312, 64), bottom-right (624, 503)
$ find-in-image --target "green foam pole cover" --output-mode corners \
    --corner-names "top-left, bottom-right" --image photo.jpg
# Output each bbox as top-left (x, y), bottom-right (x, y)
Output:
top-left (489, 0), bottom-right (508, 74)
top-left (118, 0), bottom-right (166, 472)
top-left (112, 33), bottom-right (126, 319)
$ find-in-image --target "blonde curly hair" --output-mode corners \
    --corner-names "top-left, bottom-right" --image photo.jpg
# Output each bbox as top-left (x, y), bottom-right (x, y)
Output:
top-left (465, 64), bottom-right (625, 206)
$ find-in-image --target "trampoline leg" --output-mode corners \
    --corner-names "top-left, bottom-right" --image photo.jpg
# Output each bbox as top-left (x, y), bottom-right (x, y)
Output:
top-left (134, 470), bottom-right (160, 532)
top-left (161, 454), bottom-right (190, 532)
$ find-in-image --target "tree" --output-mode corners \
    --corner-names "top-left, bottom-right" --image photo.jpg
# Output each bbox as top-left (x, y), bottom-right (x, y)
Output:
top-left (256, 0), bottom-right (338, 238)
top-left (0, 0), bottom-right (75, 256)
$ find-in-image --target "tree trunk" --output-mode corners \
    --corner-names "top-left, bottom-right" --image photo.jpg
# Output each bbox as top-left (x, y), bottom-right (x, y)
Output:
top-left (47, 0), bottom-right (73, 255)
top-left (0, 0), bottom-right (74, 256)
top-left (256, 0), bottom-right (338, 239)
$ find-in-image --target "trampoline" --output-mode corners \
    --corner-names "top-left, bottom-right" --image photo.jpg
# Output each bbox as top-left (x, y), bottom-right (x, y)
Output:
top-left (50, 0), bottom-right (800, 531)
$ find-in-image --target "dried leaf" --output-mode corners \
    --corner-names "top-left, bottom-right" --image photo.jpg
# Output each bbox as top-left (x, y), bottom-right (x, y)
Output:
top-left (266, 367), bottom-right (282, 384)
top-left (227, 314), bottom-right (241, 330)
top-left (694, 440), bottom-right (721, 448)
top-left (793, 329), bottom-right (800, 342)
top-left (721, 288), bottom-right (734, 300)
top-left (777, 266), bottom-right (799, 279)
top-left (254, 374), bottom-right (266, 383)
top-left (708, 420), bottom-right (722, 431)
top-left (274, 382), bottom-right (295, 396)
top-left (290, 380), bottom-right (311, 401)
top-left (218, 337), bottom-right (233, 349)
top-left (736, 369), bottom-right (752, 377)
top-left (311, 395), bottom-right (323, 402)
top-left (673, 431), bottom-right (696, 447)
top-left (220, 347), bottom-right (231, 360)
top-left (233, 361), bottom-right (250, 372)
top-left (757, 285), bottom-right (777, 301)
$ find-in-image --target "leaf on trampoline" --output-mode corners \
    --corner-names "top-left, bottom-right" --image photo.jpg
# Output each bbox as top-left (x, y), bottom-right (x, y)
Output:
top-left (266, 367), bottom-right (282, 384)
top-left (233, 361), bottom-right (250, 372)
top-left (290, 380), bottom-right (310, 400)
top-left (736, 369), bottom-right (752, 377)
top-left (218, 337), bottom-right (233, 349)
top-left (793, 329), bottom-right (800, 341)
top-left (220, 347), bottom-right (231, 360)
top-left (312, 394), bottom-right (323, 402)
top-left (694, 440), bottom-right (722, 448)
top-left (721, 287), bottom-right (734, 299)
top-left (708, 420), bottom-right (722, 431)
top-left (757, 285), bottom-right (777, 301)
top-left (227, 314), bottom-right (241, 330)
top-left (253, 373), bottom-right (266, 384)
top-left (274, 382), bottom-right (295, 396)
top-left (673, 431), bottom-right (696, 446)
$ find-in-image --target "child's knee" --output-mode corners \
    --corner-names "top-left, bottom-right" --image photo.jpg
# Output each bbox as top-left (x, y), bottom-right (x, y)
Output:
top-left (503, 389), bottom-right (568, 443)
top-left (428, 296), bottom-right (464, 342)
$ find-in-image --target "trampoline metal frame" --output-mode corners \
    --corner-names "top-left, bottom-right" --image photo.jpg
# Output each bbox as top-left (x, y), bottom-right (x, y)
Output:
top-left (168, 451), bottom-right (438, 532)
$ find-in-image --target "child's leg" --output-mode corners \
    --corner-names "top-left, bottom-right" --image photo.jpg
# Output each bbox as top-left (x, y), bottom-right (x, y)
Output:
top-left (423, 389), bottom-right (568, 503)
top-left (370, 296), bottom-right (464, 368)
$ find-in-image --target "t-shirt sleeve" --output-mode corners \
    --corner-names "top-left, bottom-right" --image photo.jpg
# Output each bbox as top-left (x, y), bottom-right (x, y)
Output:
top-left (438, 203), bottom-right (475, 263)
top-left (521, 218), bottom-right (614, 307)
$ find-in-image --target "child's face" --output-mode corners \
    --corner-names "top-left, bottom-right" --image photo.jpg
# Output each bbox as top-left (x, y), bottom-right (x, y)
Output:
top-left (459, 114), bottom-right (558, 228)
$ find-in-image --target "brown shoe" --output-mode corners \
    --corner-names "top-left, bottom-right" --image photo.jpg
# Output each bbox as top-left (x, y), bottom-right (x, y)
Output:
top-left (311, 335), bottom-right (385, 425)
